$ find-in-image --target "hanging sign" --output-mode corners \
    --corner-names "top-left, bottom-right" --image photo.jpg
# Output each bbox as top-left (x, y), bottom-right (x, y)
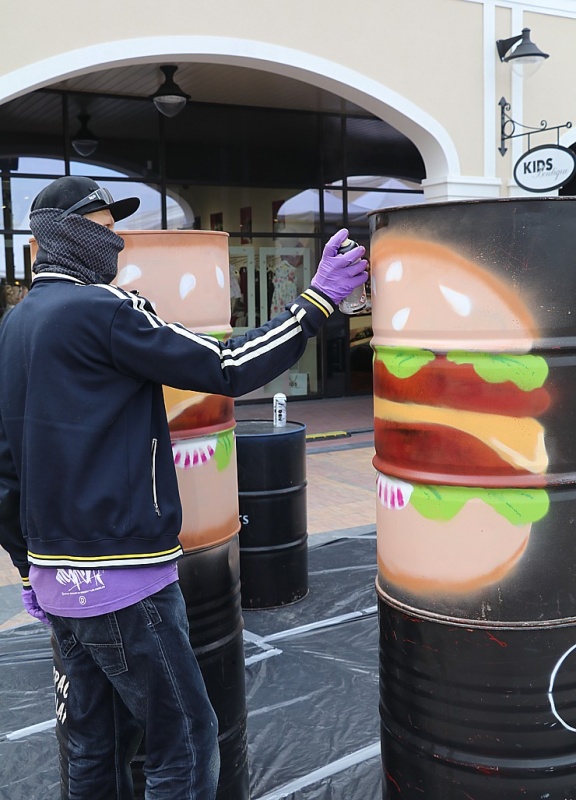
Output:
top-left (514, 144), bottom-right (576, 193)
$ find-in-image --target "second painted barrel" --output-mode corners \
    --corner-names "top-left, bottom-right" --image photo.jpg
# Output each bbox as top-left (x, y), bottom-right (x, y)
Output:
top-left (370, 198), bottom-right (576, 799)
top-left (116, 230), bottom-right (248, 799)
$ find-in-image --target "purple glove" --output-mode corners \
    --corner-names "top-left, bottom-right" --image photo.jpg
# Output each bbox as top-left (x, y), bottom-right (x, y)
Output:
top-left (22, 587), bottom-right (51, 626)
top-left (310, 228), bottom-right (368, 305)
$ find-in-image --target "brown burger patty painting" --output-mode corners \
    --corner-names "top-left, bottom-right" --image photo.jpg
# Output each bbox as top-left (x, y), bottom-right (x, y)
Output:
top-left (370, 236), bottom-right (550, 597)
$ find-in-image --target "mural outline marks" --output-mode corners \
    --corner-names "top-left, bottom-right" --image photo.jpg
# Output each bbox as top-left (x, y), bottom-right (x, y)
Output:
top-left (548, 642), bottom-right (576, 733)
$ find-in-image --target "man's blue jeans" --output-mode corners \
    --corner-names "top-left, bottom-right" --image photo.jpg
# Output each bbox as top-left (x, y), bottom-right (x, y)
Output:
top-left (48, 582), bottom-right (220, 800)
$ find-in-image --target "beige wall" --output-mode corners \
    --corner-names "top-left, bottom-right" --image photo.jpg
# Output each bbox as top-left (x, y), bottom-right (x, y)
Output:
top-left (2, 0), bottom-right (576, 200)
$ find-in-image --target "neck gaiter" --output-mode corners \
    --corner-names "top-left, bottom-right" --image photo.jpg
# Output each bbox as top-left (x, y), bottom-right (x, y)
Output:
top-left (29, 208), bottom-right (125, 285)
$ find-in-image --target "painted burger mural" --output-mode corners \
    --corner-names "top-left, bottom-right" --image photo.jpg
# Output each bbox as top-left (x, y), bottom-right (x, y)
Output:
top-left (370, 234), bottom-right (552, 601)
top-left (369, 200), bottom-right (576, 798)
top-left (116, 230), bottom-right (239, 552)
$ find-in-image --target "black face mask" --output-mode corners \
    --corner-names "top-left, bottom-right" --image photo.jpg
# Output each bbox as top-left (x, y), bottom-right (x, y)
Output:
top-left (29, 208), bottom-right (125, 285)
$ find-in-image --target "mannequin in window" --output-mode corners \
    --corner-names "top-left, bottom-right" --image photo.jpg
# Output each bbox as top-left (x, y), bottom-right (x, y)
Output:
top-left (270, 256), bottom-right (298, 317)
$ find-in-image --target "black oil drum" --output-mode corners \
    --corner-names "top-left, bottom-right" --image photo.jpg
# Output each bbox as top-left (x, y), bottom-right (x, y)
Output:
top-left (379, 603), bottom-right (576, 799)
top-left (134, 540), bottom-right (250, 800)
top-left (178, 536), bottom-right (249, 800)
top-left (235, 420), bottom-right (308, 609)
top-left (370, 197), bottom-right (576, 799)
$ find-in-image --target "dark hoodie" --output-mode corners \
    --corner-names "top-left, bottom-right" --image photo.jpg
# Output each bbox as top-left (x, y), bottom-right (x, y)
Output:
top-left (0, 211), bottom-right (335, 581)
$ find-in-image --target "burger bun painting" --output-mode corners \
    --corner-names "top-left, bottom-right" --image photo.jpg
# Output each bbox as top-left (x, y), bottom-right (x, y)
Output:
top-left (375, 473), bottom-right (548, 595)
top-left (370, 234), bottom-right (551, 600)
top-left (116, 229), bottom-right (232, 335)
top-left (116, 230), bottom-right (240, 552)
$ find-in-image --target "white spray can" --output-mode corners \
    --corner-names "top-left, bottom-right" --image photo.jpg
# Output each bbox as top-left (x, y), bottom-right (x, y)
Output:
top-left (273, 393), bottom-right (287, 427)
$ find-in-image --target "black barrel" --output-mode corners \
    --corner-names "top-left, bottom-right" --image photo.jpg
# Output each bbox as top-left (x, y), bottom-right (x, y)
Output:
top-left (132, 538), bottom-right (249, 799)
top-left (370, 197), bottom-right (576, 798)
top-left (235, 420), bottom-right (308, 609)
top-left (177, 536), bottom-right (249, 800)
top-left (380, 602), bottom-right (576, 798)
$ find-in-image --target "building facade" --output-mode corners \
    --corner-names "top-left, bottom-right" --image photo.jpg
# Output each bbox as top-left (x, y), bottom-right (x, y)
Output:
top-left (1, 0), bottom-right (575, 400)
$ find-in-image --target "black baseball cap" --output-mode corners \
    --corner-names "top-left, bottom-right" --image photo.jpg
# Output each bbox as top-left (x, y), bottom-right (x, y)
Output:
top-left (31, 176), bottom-right (140, 222)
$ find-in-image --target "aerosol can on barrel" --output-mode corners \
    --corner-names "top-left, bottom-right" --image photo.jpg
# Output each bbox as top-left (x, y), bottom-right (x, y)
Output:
top-left (273, 393), bottom-right (287, 427)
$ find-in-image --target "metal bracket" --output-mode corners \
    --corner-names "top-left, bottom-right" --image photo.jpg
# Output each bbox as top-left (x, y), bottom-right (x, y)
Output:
top-left (499, 97), bottom-right (572, 156)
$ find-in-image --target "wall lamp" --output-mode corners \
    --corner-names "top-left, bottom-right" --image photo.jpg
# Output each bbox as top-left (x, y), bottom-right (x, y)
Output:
top-left (151, 65), bottom-right (190, 118)
top-left (496, 28), bottom-right (549, 77)
top-left (71, 113), bottom-right (98, 158)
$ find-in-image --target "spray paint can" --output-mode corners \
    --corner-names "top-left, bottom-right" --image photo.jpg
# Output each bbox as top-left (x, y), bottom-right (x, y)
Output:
top-left (273, 393), bottom-right (287, 427)
top-left (338, 238), bottom-right (367, 315)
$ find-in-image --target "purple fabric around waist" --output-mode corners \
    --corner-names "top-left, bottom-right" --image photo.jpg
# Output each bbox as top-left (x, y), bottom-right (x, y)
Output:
top-left (30, 562), bottom-right (179, 617)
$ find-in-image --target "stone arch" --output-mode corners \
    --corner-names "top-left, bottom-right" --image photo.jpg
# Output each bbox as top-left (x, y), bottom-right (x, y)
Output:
top-left (0, 36), bottom-right (461, 185)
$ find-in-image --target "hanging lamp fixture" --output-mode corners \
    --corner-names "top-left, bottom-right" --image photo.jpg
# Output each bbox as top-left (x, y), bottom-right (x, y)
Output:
top-left (71, 113), bottom-right (98, 157)
top-left (151, 65), bottom-right (190, 118)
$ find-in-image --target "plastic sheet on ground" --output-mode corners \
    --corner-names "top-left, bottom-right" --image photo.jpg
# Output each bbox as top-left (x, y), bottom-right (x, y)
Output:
top-left (0, 534), bottom-right (381, 800)
top-left (0, 624), bottom-right (59, 800)
top-left (244, 534), bottom-right (381, 800)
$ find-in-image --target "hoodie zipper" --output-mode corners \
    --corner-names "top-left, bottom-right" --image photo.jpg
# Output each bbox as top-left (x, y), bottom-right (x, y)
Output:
top-left (151, 438), bottom-right (161, 516)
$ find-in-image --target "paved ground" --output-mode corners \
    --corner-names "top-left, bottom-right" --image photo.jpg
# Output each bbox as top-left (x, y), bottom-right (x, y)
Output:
top-left (0, 395), bottom-right (376, 630)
